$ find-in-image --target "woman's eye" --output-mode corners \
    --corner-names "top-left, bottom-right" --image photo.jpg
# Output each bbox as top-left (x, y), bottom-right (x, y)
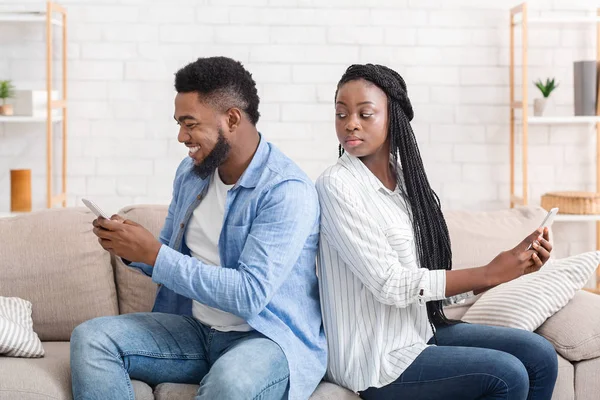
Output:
top-left (361, 113), bottom-right (373, 118)
top-left (336, 113), bottom-right (347, 118)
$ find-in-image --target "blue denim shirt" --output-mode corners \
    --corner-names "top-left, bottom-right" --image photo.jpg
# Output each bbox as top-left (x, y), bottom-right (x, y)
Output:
top-left (129, 137), bottom-right (327, 400)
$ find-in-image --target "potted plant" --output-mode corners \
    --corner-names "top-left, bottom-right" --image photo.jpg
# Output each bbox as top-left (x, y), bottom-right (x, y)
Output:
top-left (533, 78), bottom-right (558, 117)
top-left (0, 80), bottom-right (15, 116)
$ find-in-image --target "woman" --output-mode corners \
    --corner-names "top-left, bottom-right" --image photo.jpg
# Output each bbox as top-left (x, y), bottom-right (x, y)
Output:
top-left (316, 64), bottom-right (558, 400)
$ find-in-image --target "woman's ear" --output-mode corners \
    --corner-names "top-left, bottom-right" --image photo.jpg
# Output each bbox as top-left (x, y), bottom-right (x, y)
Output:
top-left (226, 108), bottom-right (242, 132)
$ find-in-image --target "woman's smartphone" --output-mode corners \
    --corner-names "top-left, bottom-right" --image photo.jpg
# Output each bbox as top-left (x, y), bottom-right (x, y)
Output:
top-left (527, 207), bottom-right (559, 250)
top-left (82, 198), bottom-right (110, 220)
top-left (538, 207), bottom-right (559, 230)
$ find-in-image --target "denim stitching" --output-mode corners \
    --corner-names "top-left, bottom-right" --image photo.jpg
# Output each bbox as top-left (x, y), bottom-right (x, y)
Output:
top-left (205, 329), bottom-right (216, 364)
top-left (115, 353), bottom-right (135, 400)
top-left (119, 350), bottom-right (206, 360)
top-left (391, 372), bottom-right (509, 394)
top-left (252, 373), bottom-right (290, 400)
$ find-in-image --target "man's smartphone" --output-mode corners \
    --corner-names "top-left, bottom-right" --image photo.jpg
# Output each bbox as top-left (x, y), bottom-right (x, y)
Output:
top-left (82, 198), bottom-right (111, 220)
top-left (527, 207), bottom-right (559, 250)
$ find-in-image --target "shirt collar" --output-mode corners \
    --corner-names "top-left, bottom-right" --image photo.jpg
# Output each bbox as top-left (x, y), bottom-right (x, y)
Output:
top-left (235, 133), bottom-right (268, 189)
top-left (338, 152), bottom-right (401, 195)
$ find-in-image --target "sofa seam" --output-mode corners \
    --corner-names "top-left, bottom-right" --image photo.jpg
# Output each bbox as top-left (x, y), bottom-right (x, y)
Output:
top-left (0, 389), bottom-right (60, 400)
top-left (543, 332), bottom-right (600, 351)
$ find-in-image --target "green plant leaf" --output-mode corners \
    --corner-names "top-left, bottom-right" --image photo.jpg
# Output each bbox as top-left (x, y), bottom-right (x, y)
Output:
top-left (0, 80), bottom-right (15, 100)
top-left (534, 77), bottom-right (558, 98)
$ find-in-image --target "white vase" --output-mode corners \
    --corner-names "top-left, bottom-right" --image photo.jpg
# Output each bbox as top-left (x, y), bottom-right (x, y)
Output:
top-left (534, 98), bottom-right (547, 117)
top-left (14, 90), bottom-right (59, 117)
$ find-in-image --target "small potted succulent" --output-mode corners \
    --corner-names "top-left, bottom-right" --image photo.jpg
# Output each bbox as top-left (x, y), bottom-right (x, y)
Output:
top-left (0, 80), bottom-right (15, 116)
top-left (533, 78), bottom-right (558, 117)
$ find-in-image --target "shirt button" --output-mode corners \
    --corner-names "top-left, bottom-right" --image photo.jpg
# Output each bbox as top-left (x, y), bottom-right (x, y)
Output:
top-left (180, 222), bottom-right (185, 229)
top-left (197, 194), bottom-right (202, 200)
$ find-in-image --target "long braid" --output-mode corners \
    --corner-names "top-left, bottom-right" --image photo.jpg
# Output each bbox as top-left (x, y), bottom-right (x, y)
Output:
top-left (336, 64), bottom-right (455, 328)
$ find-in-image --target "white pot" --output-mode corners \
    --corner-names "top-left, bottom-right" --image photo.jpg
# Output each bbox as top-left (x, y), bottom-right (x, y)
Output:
top-left (533, 98), bottom-right (547, 117)
top-left (13, 90), bottom-right (60, 117)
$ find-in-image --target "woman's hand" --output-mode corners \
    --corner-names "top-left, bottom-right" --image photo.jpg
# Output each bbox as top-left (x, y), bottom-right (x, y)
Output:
top-left (484, 229), bottom-right (543, 287)
top-left (528, 227), bottom-right (552, 274)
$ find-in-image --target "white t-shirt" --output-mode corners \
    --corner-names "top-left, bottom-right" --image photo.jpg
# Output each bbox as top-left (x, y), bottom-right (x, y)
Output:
top-left (185, 168), bottom-right (253, 332)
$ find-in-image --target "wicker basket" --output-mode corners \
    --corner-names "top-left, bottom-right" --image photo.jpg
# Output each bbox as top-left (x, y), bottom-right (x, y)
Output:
top-left (541, 191), bottom-right (600, 215)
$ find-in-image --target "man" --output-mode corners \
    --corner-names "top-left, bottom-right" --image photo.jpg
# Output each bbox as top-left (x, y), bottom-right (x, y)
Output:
top-left (71, 57), bottom-right (326, 400)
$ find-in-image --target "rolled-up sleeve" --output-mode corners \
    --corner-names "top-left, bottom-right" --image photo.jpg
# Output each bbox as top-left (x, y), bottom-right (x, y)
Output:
top-left (151, 179), bottom-right (319, 320)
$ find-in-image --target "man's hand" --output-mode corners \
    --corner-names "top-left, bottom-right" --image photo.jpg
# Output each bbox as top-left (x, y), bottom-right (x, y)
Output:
top-left (92, 214), bottom-right (162, 266)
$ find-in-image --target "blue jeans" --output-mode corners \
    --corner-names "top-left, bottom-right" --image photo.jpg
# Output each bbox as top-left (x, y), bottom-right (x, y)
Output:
top-left (360, 323), bottom-right (558, 400)
top-left (70, 313), bottom-right (289, 400)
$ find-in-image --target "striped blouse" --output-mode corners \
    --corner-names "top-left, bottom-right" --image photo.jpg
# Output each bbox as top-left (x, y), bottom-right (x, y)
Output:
top-left (315, 153), bottom-right (471, 392)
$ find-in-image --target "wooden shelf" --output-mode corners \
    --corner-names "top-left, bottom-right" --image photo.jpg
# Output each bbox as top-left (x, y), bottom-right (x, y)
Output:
top-left (528, 116), bottom-right (600, 125)
top-left (0, 2), bottom-right (68, 210)
top-left (0, 12), bottom-right (62, 26)
top-left (510, 2), bottom-right (600, 291)
top-left (0, 115), bottom-right (63, 123)
top-left (514, 16), bottom-right (600, 25)
top-left (511, 195), bottom-right (525, 205)
top-left (555, 214), bottom-right (600, 222)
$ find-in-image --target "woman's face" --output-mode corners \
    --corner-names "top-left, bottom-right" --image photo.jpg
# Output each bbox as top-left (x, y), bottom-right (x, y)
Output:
top-left (335, 79), bottom-right (389, 158)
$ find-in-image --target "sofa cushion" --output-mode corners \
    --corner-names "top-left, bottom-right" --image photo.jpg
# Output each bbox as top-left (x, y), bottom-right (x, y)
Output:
top-left (462, 252), bottom-right (600, 331)
top-left (132, 380), bottom-right (154, 400)
top-left (444, 206), bottom-right (548, 309)
top-left (0, 341), bottom-right (152, 400)
top-left (537, 290), bottom-right (600, 362)
top-left (153, 381), bottom-right (360, 400)
top-left (0, 341), bottom-right (70, 400)
top-left (154, 383), bottom-right (197, 399)
top-left (575, 356), bottom-right (600, 400)
top-left (0, 208), bottom-right (118, 341)
top-left (554, 354), bottom-right (575, 400)
top-left (0, 344), bottom-right (570, 400)
top-left (114, 205), bottom-right (166, 314)
top-left (310, 381), bottom-right (360, 399)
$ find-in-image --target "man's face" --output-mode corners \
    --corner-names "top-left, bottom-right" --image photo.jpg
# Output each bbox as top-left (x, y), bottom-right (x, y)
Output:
top-left (174, 92), bottom-right (231, 178)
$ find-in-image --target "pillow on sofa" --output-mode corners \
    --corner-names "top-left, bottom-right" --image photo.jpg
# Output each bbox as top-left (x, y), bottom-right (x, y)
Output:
top-left (537, 290), bottom-right (600, 362)
top-left (0, 297), bottom-right (44, 357)
top-left (462, 251), bottom-right (600, 331)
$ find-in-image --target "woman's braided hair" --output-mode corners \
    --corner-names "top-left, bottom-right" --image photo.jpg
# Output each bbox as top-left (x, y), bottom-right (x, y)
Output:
top-left (336, 64), bottom-right (454, 327)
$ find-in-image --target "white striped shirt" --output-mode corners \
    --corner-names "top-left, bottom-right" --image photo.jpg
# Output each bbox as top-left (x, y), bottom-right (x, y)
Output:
top-left (316, 153), bottom-right (471, 392)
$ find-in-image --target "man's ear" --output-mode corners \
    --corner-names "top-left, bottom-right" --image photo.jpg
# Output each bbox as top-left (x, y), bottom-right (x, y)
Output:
top-left (226, 108), bottom-right (242, 132)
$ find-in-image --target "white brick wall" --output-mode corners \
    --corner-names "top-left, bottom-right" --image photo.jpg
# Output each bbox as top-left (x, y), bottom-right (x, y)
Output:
top-left (1, 0), bottom-right (598, 261)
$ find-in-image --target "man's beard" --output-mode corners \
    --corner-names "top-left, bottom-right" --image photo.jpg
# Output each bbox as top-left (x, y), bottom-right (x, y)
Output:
top-left (192, 128), bottom-right (232, 179)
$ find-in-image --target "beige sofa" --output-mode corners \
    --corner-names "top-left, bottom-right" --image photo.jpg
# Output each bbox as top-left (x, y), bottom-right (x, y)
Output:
top-left (0, 204), bottom-right (598, 400)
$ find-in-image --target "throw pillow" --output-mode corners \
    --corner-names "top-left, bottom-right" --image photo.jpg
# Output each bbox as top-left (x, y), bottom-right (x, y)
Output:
top-left (0, 296), bottom-right (44, 357)
top-left (462, 251), bottom-right (600, 331)
top-left (537, 289), bottom-right (600, 362)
